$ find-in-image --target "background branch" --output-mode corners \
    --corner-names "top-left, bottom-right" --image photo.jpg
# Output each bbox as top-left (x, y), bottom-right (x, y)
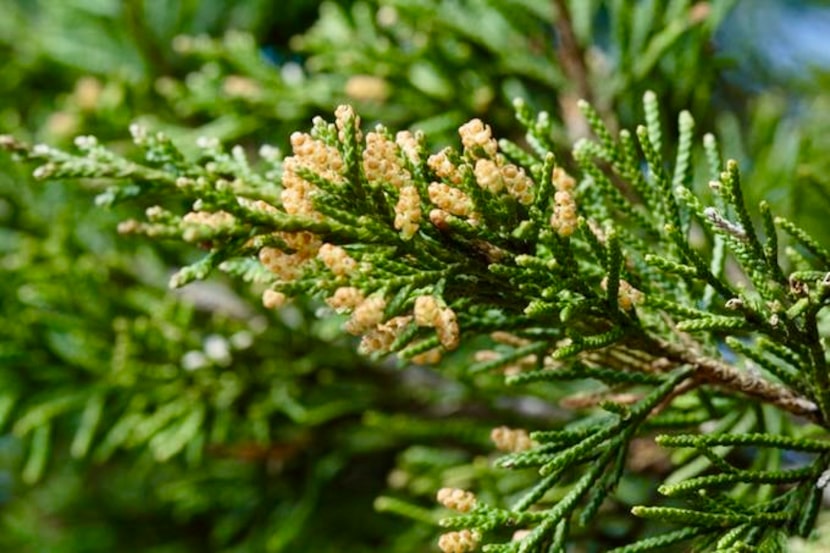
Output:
top-left (552, 0), bottom-right (597, 139)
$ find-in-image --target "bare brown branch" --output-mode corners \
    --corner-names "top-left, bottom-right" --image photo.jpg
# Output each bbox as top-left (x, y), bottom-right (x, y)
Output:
top-left (552, 0), bottom-right (595, 140)
top-left (653, 337), bottom-right (821, 422)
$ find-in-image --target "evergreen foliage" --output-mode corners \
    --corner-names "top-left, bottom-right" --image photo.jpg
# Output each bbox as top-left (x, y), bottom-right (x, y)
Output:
top-left (2, 0), bottom-right (830, 551)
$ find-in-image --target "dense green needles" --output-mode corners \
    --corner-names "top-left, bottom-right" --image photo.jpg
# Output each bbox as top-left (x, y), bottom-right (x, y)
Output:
top-left (4, 87), bottom-right (829, 551)
top-left (2, 1), bottom-right (829, 552)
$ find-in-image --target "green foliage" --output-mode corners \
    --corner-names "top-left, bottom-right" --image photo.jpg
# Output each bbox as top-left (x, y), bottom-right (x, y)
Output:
top-left (2, 0), bottom-right (830, 552)
top-left (7, 82), bottom-right (829, 549)
top-left (119, 0), bottom-right (743, 148)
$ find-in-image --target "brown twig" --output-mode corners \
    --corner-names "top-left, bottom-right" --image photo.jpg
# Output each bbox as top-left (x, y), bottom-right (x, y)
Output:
top-left (552, 0), bottom-right (591, 101)
top-left (552, 0), bottom-right (594, 140)
top-left (652, 337), bottom-right (821, 422)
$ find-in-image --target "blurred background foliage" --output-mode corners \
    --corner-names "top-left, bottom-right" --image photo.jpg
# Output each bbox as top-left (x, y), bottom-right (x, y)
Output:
top-left (1, 0), bottom-right (830, 551)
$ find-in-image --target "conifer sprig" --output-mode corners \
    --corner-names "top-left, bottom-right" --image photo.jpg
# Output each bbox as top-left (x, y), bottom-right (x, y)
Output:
top-left (3, 89), bottom-right (829, 551)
